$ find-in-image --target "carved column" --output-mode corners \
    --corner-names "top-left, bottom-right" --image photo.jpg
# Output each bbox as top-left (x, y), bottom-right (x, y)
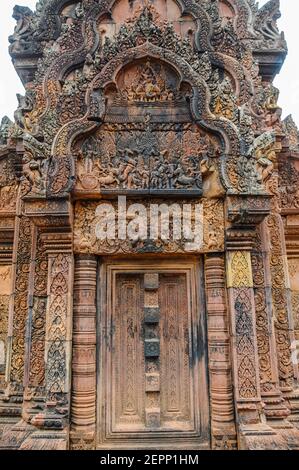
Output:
top-left (0, 208), bottom-right (34, 449)
top-left (70, 255), bottom-right (97, 451)
top-left (252, 221), bottom-right (289, 415)
top-left (205, 253), bottom-right (237, 450)
top-left (0, 214), bottom-right (14, 444)
top-left (0, 222), bottom-right (14, 393)
top-left (226, 235), bottom-right (298, 449)
top-left (251, 220), bottom-right (298, 446)
top-left (224, 194), bottom-right (293, 448)
top-left (7, 215), bottom-right (32, 390)
top-left (288, 257), bottom-right (299, 398)
top-left (285, 212), bottom-right (299, 399)
top-left (226, 242), bottom-right (287, 449)
top-left (265, 214), bottom-right (299, 431)
top-left (45, 249), bottom-right (73, 420)
top-left (0, 267), bottom-right (11, 392)
top-left (20, 231), bottom-right (74, 450)
top-left (21, 227), bottom-right (47, 425)
top-left (226, 249), bottom-right (261, 422)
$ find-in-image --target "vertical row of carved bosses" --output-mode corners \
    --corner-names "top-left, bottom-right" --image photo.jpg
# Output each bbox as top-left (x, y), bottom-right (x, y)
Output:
top-left (143, 273), bottom-right (161, 427)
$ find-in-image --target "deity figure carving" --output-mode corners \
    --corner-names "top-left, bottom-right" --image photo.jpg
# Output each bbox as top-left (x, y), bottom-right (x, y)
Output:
top-left (14, 91), bottom-right (40, 135)
top-left (0, 117), bottom-right (13, 146)
top-left (209, 70), bottom-right (238, 123)
top-left (263, 84), bottom-right (282, 131)
top-left (251, 132), bottom-right (276, 183)
top-left (117, 149), bottom-right (137, 189)
top-left (8, 6), bottom-right (34, 54)
top-left (22, 154), bottom-right (46, 195)
top-left (124, 61), bottom-right (175, 103)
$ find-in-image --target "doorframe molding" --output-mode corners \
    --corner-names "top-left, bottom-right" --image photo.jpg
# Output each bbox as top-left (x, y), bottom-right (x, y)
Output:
top-left (96, 257), bottom-right (211, 450)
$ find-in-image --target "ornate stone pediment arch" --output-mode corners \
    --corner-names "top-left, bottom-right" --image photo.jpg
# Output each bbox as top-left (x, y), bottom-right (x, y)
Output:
top-left (49, 42), bottom-right (244, 197)
top-left (8, 0), bottom-right (273, 200)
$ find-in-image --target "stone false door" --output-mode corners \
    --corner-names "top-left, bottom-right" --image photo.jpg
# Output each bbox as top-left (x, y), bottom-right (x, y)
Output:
top-left (97, 259), bottom-right (210, 450)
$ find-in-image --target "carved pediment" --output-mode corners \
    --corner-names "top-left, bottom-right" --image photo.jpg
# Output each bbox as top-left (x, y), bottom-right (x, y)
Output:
top-left (74, 122), bottom-right (220, 197)
top-left (105, 59), bottom-right (192, 123)
top-left (71, 55), bottom-right (222, 197)
top-left (98, 0), bottom-right (197, 45)
top-left (4, 0), bottom-right (293, 205)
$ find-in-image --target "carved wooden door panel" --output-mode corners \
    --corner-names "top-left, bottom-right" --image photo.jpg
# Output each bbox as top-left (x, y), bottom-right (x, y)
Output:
top-left (98, 261), bottom-right (210, 449)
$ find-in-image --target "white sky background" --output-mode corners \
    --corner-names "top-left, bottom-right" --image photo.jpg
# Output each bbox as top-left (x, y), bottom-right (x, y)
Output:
top-left (0, 0), bottom-right (298, 124)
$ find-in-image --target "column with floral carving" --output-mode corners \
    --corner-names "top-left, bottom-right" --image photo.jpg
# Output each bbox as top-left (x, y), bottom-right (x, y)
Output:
top-left (251, 221), bottom-right (297, 445)
top-left (227, 250), bottom-right (261, 418)
top-left (21, 233), bottom-right (74, 450)
top-left (21, 227), bottom-right (48, 425)
top-left (265, 214), bottom-right (299, 431)
top-left (0, 210), bottom-right (34, 449)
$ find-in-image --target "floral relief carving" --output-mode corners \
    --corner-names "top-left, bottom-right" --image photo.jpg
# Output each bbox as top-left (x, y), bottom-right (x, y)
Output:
top-left (45, 253), bottom-right (71, 400)
top-left (234, 288), bottom-right (258, 399)
top-left (10, 217), bottom-right (32, 384)
top-left (1, 0), bottom-right (298, 451)
top-left (74, 198), bottom-right (224, 255)
top-left (266, 215), bottom-right (295, 388)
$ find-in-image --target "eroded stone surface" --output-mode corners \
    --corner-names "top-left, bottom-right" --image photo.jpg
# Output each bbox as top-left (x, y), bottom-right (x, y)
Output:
top-left (0, 0), bottom-right (299, 451)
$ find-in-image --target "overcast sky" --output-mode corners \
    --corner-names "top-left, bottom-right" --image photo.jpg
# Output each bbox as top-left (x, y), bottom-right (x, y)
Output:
top-left (1, 0), bottom-right (298, 125)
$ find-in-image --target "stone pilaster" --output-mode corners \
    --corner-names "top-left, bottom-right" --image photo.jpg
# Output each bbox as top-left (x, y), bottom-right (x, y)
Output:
top-left (251, 220), bottom-right (299, 448)
top-left (0, 211), bottom-right (15, 445)
top-left (264, 214), bottom-right (299, 437)
top-left (205, 253), bottom-right (237, 450)
top-left (252, 221), bottom-right (290, 423)
top-left (225, 194), bottom-right (289, 449)
top-left (70, 255), bottom-right (97, 451)
top-left (0, 201), bottom-right (34, 449)
top-left (19, 228), bottom-right (74, 450)
top-left (226, 250), bottom-right (262, 421)
top-left (22, 227), bottom-right (48, 423)
top-left (226, 248), bottom-right (285, 449)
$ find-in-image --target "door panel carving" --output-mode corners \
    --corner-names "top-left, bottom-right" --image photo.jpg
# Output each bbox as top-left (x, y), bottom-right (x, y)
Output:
top-left (98, 260), bottom-right (210, 449)
top-left (114, 274), bottom-right (145, 431)
top-left (160, 274), bottom-right (192, 430)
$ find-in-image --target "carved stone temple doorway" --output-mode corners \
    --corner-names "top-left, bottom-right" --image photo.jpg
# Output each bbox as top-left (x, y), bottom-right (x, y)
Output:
top-left (97, 259), bottom-right (210, 450)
